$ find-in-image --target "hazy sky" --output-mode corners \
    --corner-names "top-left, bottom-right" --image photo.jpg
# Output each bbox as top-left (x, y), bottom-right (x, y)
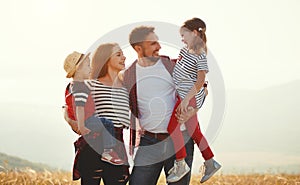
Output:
top-left (1, 0), bottom-right (300, 106)
top-left (0, 0), bottom-right (299, 173)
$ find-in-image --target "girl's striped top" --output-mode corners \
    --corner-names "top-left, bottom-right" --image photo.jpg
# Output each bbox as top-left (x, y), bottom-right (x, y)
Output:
top-left (173, 47), bottom-right (209, 109)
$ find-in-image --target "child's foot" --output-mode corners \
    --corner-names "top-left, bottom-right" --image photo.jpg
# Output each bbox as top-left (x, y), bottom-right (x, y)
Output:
top-left (200, 159), bottom-right (221, 183)
top-left (167, 160), bottom-right (190, 183)
top-left (101, 149), bottom-right (125, 165)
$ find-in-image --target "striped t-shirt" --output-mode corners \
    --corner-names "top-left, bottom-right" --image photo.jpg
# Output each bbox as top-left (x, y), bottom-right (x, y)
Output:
top-left (85, 80), bottom-right (130, 128)
top-left (173, 47), bottom-right (209, 109)
top-left (71, 81), bottom-right (95, 120)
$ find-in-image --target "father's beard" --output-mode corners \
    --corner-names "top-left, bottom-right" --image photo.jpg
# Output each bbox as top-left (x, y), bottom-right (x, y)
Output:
top-left (142, 56), bottom-right (160, 63)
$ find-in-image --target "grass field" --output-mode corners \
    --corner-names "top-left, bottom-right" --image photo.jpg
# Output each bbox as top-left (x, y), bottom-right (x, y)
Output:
top-left (0, 168), bottom-right (299, 185)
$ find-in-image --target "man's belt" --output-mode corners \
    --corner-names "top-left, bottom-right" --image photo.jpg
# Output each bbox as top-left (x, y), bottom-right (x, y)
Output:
top-left (143, 131), bottom-right (169, 141)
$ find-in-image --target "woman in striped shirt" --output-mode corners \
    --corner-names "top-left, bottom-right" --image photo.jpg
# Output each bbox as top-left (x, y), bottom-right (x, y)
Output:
top-left (77, 43), bottom-right (130, 185)
top-left (167, 18), bottom-right (221, 183)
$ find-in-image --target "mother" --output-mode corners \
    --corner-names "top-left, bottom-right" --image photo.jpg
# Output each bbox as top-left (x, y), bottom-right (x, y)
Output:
top-left (70, 43), bottom-right (130, 185)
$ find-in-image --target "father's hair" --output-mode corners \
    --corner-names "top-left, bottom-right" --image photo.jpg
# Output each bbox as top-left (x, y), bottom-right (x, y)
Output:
top-left (129, 26), bottom-right (155, 49)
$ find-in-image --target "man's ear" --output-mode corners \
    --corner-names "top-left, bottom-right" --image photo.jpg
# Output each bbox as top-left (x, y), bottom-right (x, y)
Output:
top-left (134, 45), bottom-right (142, 53)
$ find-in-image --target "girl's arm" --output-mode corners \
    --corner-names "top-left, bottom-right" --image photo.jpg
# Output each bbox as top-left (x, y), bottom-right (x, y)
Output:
top-left (76, 106), bottom-right (91, 135)
top-left (178, 70), bottom-right (206, 113)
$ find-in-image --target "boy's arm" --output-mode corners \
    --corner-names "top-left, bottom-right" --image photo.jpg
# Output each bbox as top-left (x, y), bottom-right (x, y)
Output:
top-left (76, 106), bottom-right (91, 135)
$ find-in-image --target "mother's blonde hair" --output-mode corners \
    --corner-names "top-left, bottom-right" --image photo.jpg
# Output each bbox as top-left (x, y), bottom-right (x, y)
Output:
top-left (90, 43), bottom-right (119, 79)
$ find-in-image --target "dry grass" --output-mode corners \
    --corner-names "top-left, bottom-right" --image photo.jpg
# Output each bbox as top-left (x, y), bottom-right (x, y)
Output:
top-left (0, 168), bottom-right (299, 185)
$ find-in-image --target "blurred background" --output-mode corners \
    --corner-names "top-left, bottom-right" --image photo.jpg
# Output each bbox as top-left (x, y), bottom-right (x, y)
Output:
top-left (0, 0), bottom-right (299, 175)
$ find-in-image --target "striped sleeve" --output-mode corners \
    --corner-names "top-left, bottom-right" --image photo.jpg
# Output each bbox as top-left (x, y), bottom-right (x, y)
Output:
top-left (196, 53), bottom-right (209, 73)
top-left (72, 81), bottom-right (90, 107)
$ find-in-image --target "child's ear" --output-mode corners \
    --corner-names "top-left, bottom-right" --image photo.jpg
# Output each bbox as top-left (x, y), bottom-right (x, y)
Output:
top-left (193, 30), bottom-right (198, 36)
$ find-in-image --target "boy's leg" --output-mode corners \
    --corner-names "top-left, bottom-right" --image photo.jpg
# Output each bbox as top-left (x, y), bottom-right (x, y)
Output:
top-left (99, 117), bottom-right (116, 149)
top-left (85, 116), bottom-right (116, 149)
top-left (99, 118), bottom-right (125, 165)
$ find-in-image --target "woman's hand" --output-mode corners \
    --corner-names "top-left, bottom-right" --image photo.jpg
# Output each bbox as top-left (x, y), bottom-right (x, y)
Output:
top-left (70, 124), bottom-right (81, 135)
top-left (63, 106), bottom-right (81, 135)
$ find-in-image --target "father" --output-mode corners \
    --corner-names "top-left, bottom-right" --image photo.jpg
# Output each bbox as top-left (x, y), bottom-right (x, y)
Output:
top-left (123, 26), bottom-right (195, 185)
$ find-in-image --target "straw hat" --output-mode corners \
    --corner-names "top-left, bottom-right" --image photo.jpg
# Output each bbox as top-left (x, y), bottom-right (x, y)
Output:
top-left (63, 51), bottom-right (84, 78)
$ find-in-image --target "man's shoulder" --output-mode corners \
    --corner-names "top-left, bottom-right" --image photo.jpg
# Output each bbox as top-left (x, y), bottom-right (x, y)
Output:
top-left (159, 55), bottom-right (175, 75)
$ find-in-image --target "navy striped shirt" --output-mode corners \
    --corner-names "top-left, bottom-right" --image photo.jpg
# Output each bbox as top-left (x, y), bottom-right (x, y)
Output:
top-left (85, 80), bottom-right (130, 128)
top-left (173, 47), bottom-right (209, 109)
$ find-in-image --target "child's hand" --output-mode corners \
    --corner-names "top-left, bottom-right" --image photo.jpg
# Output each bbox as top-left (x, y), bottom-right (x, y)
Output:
top-left (176, 106), bottom-right (196, 124)
top-left (177, 98), bottom-right (189, 114)
top-left (79, 125), bottom-right (91, 135)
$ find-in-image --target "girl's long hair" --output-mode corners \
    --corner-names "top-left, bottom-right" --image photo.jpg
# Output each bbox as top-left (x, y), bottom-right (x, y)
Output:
top-left (182, 17), bottom-right (207, 55)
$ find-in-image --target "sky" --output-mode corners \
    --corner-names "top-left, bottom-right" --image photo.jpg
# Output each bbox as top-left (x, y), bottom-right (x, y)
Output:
top-left (0, 0), bottom-right (299, 174)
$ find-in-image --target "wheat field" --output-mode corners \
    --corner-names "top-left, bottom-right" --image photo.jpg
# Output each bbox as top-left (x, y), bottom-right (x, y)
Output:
top-left (0, 168), bottom-right (299, 185)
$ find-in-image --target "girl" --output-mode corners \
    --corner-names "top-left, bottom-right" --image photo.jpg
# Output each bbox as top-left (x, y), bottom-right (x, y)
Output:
top-left (167, 18), bottom-right (221, 183)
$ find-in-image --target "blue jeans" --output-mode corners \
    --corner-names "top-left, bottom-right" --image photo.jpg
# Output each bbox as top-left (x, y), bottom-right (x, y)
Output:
top-left (84, 116), bottom-right (116, 153)
top-left (129, 131), bottom-right (194, 185)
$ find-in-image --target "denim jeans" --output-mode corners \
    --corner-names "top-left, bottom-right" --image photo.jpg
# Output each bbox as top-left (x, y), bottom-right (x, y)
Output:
top-left (129, 131), bottom-right (194, 185)
top-left (84, 116), bottom-right (116, 153)
top-left (79, 143), bottom-right (129, 185)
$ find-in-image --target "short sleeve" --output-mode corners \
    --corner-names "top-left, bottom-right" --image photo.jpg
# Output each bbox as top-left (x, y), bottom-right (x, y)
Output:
top-left (196, 53), bottom-right (209, 73)
top-left (72, 81), bottom-right (90, 107)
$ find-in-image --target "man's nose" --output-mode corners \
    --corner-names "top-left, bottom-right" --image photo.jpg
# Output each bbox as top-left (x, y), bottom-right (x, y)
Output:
top-left (157, 43), bottom-right (161, 50)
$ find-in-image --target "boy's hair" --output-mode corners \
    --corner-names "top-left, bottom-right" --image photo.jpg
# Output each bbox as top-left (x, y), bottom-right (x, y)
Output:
top-left (129, 26), bottom-right (155, 49)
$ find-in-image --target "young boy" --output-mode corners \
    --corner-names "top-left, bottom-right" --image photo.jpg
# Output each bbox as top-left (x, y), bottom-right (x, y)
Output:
top-left (63, 51), bottom-right (124, 165)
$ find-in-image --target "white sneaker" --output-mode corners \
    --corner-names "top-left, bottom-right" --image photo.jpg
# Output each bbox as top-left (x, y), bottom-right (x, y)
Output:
top-left (200, 159), bottom-right (221, 183)
top-left (167, 160), bottom-right (190, 183)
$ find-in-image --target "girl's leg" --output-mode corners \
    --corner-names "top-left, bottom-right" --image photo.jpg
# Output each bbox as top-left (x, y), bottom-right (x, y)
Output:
top-left (167, 99), bottom-right (187, 160)
top-left (185, 98), bottom-right (214, 160)
top-left (166, 99), bottom-right (190, 183)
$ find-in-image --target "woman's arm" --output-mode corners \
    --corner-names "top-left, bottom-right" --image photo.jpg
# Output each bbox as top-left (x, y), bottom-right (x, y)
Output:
top-left (62, 106), bottom-right (81, 134)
